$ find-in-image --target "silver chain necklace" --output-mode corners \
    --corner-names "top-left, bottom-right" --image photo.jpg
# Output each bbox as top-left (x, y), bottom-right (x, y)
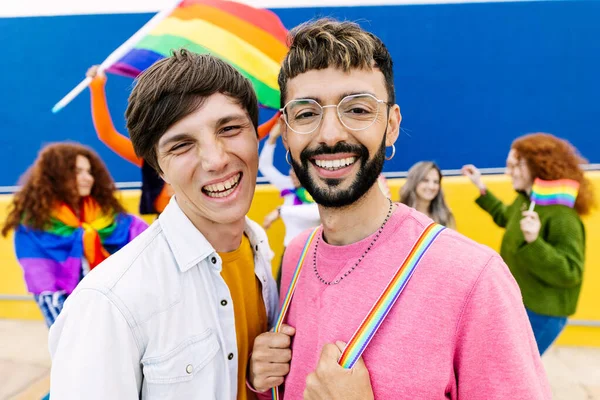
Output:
top-left (313, 198), bottom-right (393, 286)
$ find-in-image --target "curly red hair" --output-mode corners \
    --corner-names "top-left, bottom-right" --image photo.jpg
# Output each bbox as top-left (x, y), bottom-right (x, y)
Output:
top-left (512, 133), bottom-right (596, 215)
top-left (2, 142), bottom-right (125, 236)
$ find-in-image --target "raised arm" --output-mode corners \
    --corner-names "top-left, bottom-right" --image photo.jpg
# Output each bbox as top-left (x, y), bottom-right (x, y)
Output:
top-left (462, 164), bottom-right (509, 227)
top-left (87, 66), bottom-right (143, 167)
top-left (475, 190), bottom-right (510, 228)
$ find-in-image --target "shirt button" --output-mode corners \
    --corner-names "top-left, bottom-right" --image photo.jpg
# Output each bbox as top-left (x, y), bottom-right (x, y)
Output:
top-left (211, 257), bottom-right (217, 264)
top-left (186, 364), bottom-right (193, 374)
top-left (228, 353), bottom-right (234, 360)
top-left (221, 299), bottom-right (228, 306)
top-left (255, 245), bottom-right (259, 251)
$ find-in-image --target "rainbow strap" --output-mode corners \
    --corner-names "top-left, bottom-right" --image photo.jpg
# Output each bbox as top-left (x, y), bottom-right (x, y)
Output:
top-left (271, 222), bottom-right (444, 398)
top-left (273, 226), bottom-right (320, 333)
top-left (338, 222), bottom-right (445, 368)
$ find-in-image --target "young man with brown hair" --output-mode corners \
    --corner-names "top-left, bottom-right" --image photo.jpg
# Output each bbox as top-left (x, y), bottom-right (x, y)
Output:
top-left (248, 19), bottom-right (551, 399)
top-left (49, 50), bottom-right (278, 400)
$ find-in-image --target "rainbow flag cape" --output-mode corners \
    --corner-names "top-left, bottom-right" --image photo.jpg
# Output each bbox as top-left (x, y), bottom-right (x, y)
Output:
top-left (530, 178), bottom-right (580, 208)
top-left (106, 0), bottom-right (288, 110)
top-left (280, 187), bottom-right (314, 205)
top-left (14, 198), bottom-right (148, 295)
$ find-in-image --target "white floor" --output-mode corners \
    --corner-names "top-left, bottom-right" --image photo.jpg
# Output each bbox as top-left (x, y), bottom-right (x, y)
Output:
top-left (1, 319), bottom-right (599, 400)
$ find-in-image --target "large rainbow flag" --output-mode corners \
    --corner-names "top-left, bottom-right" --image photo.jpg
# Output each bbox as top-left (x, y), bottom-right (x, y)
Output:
top-left (106, 0), bottom-right (288, 110)
top-left (52, 0), bottom-right (288, 115)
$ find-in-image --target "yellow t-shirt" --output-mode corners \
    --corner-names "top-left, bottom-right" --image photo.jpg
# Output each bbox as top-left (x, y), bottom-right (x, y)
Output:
top-left (219, 235), bottom-right (268, 400)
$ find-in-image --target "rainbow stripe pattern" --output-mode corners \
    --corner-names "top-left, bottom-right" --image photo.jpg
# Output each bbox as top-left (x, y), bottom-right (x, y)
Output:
top-left (280, 187), bottom-right (315, 205)
top-left (273, 226), bottom-right (319, 333)
top-left (530, 178), bottom-right (580, 208)
top-left (14, 197), bottom-right (147, 295)
top-left (338, 223), bottom-right (445, 369)
top-left (106, 0), bottom-right (288, 109)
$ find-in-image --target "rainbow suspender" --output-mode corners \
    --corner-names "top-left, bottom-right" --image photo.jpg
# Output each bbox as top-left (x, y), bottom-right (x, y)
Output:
top-left (272, 222), bottom-right (445, 399)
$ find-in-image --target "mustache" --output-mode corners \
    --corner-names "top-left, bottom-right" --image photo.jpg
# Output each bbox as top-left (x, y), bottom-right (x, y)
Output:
top-left (300, 142), bottom-right (368, 161)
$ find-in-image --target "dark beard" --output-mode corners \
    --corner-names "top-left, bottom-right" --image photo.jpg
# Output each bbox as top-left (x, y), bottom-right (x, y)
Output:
top-left (290, 135), bottom-right (386, 208)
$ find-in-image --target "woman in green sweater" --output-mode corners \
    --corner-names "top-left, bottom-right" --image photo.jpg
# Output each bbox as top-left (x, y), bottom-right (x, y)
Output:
top-left (462, 133), bottom-right (595, 354)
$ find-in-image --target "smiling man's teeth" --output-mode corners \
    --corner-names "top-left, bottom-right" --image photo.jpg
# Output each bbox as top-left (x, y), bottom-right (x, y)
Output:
top-left (203, 173), bottom-right (241, 197)
top-left (314, 157), bottom-right (356, 170)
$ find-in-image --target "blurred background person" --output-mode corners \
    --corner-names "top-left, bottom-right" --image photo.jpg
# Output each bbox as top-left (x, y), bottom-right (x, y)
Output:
top-left (400, 161), bottom-right (456, 229)
top-left (462, 133), bottom-right (595, 354)
top-left (260, 123), bottom-right (320, 288)
top-left (2, 142), bottom-right (148, 328)
top-left (86, 66), bottom-right (172, 215)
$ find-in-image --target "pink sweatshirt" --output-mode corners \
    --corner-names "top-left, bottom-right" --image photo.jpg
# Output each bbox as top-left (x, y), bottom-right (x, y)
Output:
top-left (275, 204), bottom-right (551, 399)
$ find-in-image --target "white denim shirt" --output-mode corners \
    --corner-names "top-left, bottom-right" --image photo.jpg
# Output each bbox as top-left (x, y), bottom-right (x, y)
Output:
top-left (48, 197), bottom-right (279, 400)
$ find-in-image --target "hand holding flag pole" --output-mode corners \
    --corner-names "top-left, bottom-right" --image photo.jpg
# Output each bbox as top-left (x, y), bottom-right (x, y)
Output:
top-left (51, 0), bottom-right (182, 114)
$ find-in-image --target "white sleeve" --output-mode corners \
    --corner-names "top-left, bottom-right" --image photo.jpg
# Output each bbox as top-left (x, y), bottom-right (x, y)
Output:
top-left (279, 203), bottom-right (321, 220)
top-left (49, 289), bottom-right (142, 399)
top-left (258, 141), bottom-right (293, 191)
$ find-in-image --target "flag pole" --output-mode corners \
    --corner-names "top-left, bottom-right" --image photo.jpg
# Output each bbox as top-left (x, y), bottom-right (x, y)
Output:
top-left (51, 0), bottom-right (183, 114)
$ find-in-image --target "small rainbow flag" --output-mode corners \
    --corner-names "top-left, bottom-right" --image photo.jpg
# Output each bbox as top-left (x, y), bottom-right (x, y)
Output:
top-left (530, 178), bottom-right (580, 208)
top-left (106, 0), bottom-right (288, 110)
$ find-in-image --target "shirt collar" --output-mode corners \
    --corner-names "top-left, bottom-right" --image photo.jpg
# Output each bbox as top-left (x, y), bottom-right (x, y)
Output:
top-left (158, 196), bottom-right (270, 273)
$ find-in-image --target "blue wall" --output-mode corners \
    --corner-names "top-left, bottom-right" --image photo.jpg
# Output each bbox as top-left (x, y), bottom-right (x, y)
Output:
top-left (1, 0), bottom-right (598, 187)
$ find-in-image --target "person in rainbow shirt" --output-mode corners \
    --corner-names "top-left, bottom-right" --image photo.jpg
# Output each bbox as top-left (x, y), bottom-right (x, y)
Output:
top-left (248, 18), bottom-right (551, 399)
top-left (2, 142), bottom-right (147, 327)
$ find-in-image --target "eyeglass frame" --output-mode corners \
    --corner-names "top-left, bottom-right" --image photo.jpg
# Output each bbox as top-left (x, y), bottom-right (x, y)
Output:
top-left (279, 93), bottom-right (391, 135)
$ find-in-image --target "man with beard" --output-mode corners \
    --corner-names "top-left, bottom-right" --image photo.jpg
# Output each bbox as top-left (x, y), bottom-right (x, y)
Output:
top-left (247, 19), bottom-right (551, 399)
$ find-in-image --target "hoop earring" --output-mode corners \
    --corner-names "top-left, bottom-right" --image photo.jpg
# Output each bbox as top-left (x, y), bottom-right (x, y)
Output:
top-left (385, 144), bottom-right (396, 161)
top-left (285, 150), bottom-right (292, 166)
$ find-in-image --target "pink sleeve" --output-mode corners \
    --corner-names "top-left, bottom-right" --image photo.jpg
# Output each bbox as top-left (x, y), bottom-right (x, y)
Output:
top-left (246, 379), bottom-right (273, 400)
top-left (451, 256), bottom-right (552, 399)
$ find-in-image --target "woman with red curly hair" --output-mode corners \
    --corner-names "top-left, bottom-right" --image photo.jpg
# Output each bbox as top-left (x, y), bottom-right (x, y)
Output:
top-left (462, 133), bottom-right (595, 355)
top-left (2, 142), bottom-right (147, 327)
